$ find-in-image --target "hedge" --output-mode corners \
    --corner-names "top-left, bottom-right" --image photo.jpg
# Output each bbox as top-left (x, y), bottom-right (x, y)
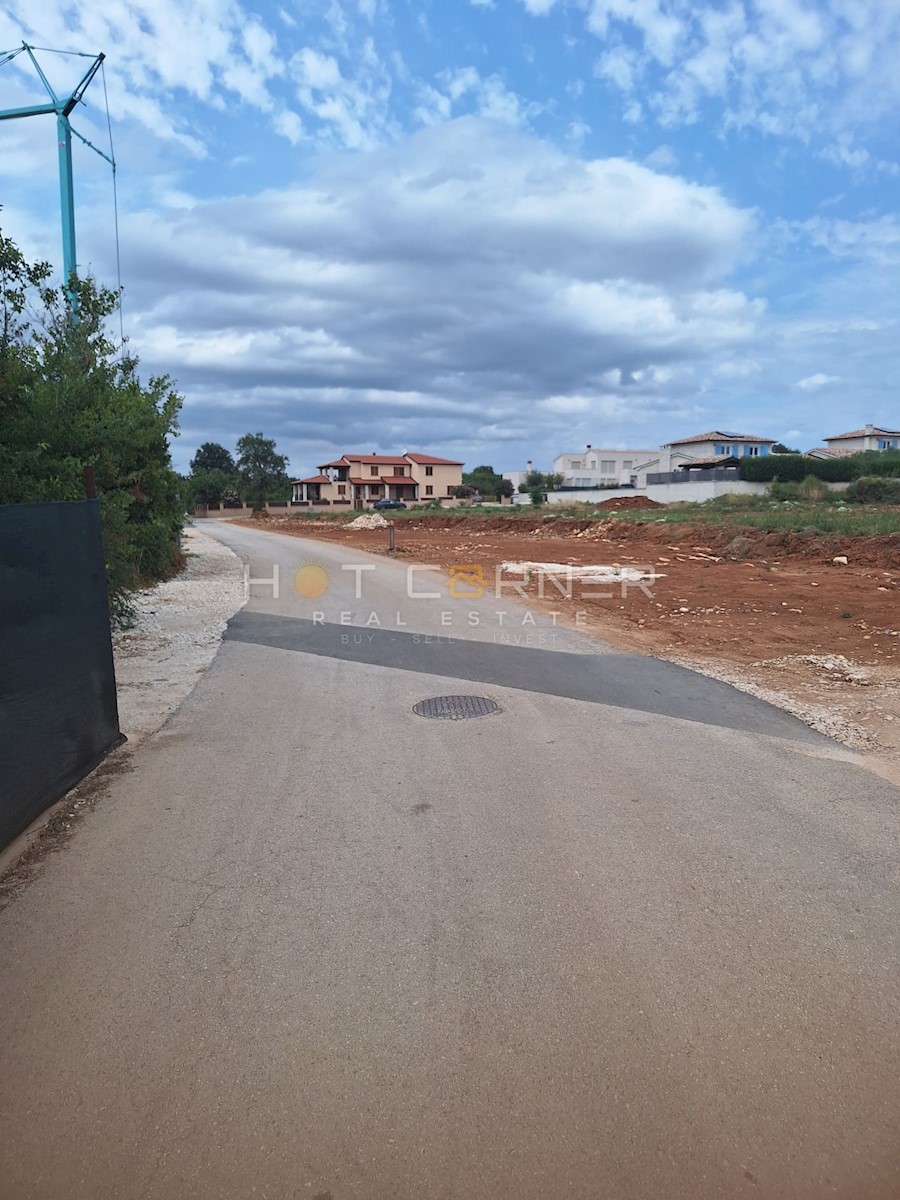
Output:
top-left (741, 451), bottom-right (900, 484)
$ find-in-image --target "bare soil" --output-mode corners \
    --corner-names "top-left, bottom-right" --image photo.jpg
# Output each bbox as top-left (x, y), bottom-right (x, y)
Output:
top-left (245, 512), bottom-right (900, 758)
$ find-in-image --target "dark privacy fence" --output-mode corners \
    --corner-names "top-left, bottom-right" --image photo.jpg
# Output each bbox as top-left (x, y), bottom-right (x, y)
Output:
top-left (1, 500), bottom-right (123, 850)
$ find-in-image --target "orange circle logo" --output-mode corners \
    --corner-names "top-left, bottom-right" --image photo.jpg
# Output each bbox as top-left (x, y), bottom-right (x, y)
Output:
top-left (294, 564), bottom-right (329, 598)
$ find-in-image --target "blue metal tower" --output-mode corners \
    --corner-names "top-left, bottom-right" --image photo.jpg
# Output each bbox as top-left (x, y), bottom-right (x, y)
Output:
top-left (0, 43), bottom-right (110, 311)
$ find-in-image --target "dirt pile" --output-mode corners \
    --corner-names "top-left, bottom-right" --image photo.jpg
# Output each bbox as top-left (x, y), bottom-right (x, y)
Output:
top-left (595, 495), bottom-right (662, 510)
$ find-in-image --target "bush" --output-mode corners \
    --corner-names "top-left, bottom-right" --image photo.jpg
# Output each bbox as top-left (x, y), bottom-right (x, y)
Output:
top-left (0, 229), bottom-right (184, 622)
top-left (798, 474), bottom-right (830, 501)
top-left (844, 476), bottom-right (900, 505)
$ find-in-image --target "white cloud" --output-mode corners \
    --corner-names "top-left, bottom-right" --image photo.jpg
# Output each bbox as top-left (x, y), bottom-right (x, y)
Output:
top-left (78, 118), bottom-right (761, 471)
top-left (273, 110), bottom-right (304, 145)
top-left (644, 144), bottom-right (677, 171)
top-left (796, 373), bottom-right (839, 391)
top-left (528, 0), bottom-right (900, 150)
top-left (521, 0), bottom-right (559, 13)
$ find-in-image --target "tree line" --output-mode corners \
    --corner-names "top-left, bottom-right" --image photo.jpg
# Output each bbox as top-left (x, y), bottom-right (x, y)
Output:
top-left (185, 436), bottom-right (291, 511)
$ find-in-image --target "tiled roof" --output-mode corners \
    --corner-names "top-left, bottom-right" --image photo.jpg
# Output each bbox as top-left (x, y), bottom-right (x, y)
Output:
top-left (381, 475), bottom-right (417, 484)
top-left (344, 454), bottom-right (410, 465)
top-left (677, 454), bottom-right (741, 467)
top-left (667, 431), bottom-right (775, 446)
top-left (295, 474), bottom-right (332, 484)
top-left (824, 427), bottom-right (900, 441)
top-left (405, 453), bottom-right (464, 465)
top-left (348, 476), bottom-right (377, 485)
top-left (317, 458), bottom-right (349, 469)
top-left (806, 448), bottom-right (856, 459)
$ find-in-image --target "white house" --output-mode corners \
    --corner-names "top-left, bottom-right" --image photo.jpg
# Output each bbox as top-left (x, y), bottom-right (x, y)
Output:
top-left (553, 445), bottom-right (658, 488)
top-left (822, 424), bottom-right (900, 454)
top-left (662, 430), bottom-right (777, 460)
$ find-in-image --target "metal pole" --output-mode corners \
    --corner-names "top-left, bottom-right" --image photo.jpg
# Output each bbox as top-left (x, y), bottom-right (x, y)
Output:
top-left (57, 112), bottom-right (78, 312)
top-left (389, 523), bottom-right (395, 552)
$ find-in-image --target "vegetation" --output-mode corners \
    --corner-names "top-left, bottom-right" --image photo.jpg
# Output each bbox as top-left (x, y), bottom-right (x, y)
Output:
top-left (235, 432), bottom-right (290, 511)
top-left (613, 493), bottom-right (900, 536)
top-left (845, 476), bottom-right (900, 505)
top-left (741, 450), bottom-right (900, 483)
top-left (0, 228), bottom-right (184, 623)
top-left (771, 441), bottom-right (801, 454)
top-left (191, 441), bottom-right (236, 474)
top-left (449, 483), bottom-right (477, 499)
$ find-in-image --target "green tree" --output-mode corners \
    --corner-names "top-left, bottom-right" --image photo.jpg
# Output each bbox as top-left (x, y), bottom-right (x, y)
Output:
top-left (190, 468), bottom-right (243, 506)
top-left (495, 478), bottom-right (515, 499)
top-left (462, 464), bottom-right (504, 499)
top-left (236, 432), bottom-right (289, 510)
top-left (191, 442), bottom-right (236, 474)
top-left (772, 442), bottom-right (800, 454)
top-left (519, 470), bottom-right (546, 493)
top-left (0, 227), bottom-right (184, 622)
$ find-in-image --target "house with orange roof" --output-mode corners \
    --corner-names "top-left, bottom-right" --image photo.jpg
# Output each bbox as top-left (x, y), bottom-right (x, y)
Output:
top-left (291, 452), bottom-right (463, 507)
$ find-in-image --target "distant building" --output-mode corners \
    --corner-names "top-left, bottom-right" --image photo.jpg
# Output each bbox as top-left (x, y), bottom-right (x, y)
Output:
top-left (661, 431), bottom-right (776, 459)
top-left (292, 452), bottom-right (463, 507)
top-left (821, 424), bottom-right (900, 454)
top-left (553, 445), bottom-right (658, 488)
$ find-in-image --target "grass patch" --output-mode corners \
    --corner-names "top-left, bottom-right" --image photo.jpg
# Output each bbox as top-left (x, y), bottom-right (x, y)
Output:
top-left (615, 499), bottom-right (900, 536)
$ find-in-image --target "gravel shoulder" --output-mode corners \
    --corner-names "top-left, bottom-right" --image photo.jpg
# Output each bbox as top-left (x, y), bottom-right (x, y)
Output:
top-left (113, 526), bottom-right (245, 745)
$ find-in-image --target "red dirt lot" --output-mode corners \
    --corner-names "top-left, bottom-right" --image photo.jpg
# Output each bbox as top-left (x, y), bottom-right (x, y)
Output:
top-left (240, 512), bottom-right (900, 759)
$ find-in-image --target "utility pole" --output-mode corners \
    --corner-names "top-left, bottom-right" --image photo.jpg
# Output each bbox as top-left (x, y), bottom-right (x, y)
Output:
top-left (0, 43), bottom-right (108, 313)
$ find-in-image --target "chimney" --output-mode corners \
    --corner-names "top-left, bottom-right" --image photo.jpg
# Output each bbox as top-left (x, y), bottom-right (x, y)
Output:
top-left (586, 444), bottom-right (592, 450)
top-left (526, 459), bottom-right (532, 471)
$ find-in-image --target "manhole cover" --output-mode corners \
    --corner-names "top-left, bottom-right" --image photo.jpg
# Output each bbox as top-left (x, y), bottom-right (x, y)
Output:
top-left (413, 695), bottom-right (499, 720)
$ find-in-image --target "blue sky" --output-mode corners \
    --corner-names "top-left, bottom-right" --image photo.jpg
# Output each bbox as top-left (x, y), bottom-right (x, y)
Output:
top-left (1, 0), bottom-right (898, 476)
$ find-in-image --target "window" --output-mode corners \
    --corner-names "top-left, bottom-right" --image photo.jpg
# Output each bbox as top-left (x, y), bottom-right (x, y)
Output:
top-left (370, 464), bottom-right (379, 475)
top-left (622, 460), bottom-right (632, 470)
top-left (426, 485), bottom-right (433, 495)
top-left (570, 460), bottom-right (583, 469)
top-left (370, 485), bottom-right (382, 495)
top-left (746, 446), bottom-right (760, 456)
top-left (878, 439), bottom-right (898, 450)
top-left (337, 485), bottom-right (346, 496)
top-left (425, 465), bottom-right (434, 476)
top-left (396, 466), bottom-right (405, 475)
top-left (715, 444), bottom-right (731, 455)
top-left (600, 459), bottom-right (615, 473)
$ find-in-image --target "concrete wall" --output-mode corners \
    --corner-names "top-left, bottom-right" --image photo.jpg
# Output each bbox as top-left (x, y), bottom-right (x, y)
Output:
top-left (515, 479), bottom-right (770, 506)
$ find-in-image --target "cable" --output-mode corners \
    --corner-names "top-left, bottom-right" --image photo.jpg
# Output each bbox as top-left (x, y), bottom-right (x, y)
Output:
top-left (100, 60), bottom-right (125, 349)
top-left (22, 45), bottom-right (95, 57)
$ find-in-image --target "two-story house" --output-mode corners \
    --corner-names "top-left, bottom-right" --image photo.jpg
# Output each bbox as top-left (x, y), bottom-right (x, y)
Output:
top-left (821, 424), bottom-right (900, 454)
top-left (662, 431), bottom-right (776, 460)
top-left (553, 445), bottom-right (658, 488)
top-left (292, 452), bottom-right (463, 507)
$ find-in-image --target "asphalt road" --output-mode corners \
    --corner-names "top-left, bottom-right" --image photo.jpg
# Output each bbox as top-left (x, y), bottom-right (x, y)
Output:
top-left (1, 519), bottom-right (897, 1199)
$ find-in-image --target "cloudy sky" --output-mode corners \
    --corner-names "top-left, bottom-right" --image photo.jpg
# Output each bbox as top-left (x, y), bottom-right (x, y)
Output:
top-left (1, 1), bottom-right (898, 475)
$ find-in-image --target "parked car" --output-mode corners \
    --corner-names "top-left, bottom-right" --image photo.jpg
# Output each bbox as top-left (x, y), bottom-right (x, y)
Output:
top-left (373, 498), bottom-right (407, 510)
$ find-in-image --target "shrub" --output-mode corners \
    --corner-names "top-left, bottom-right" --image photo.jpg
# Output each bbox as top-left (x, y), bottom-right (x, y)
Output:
top-left (798, 474), bottom-right (830, 501)
top-left (0, 229), bottom-right (184, 622)
top-left (844, 476), bottom-right (900, 505)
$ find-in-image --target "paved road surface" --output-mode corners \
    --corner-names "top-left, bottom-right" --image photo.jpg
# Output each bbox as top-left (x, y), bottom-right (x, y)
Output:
top-left (1, 520), bottom-right (897, 1199)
